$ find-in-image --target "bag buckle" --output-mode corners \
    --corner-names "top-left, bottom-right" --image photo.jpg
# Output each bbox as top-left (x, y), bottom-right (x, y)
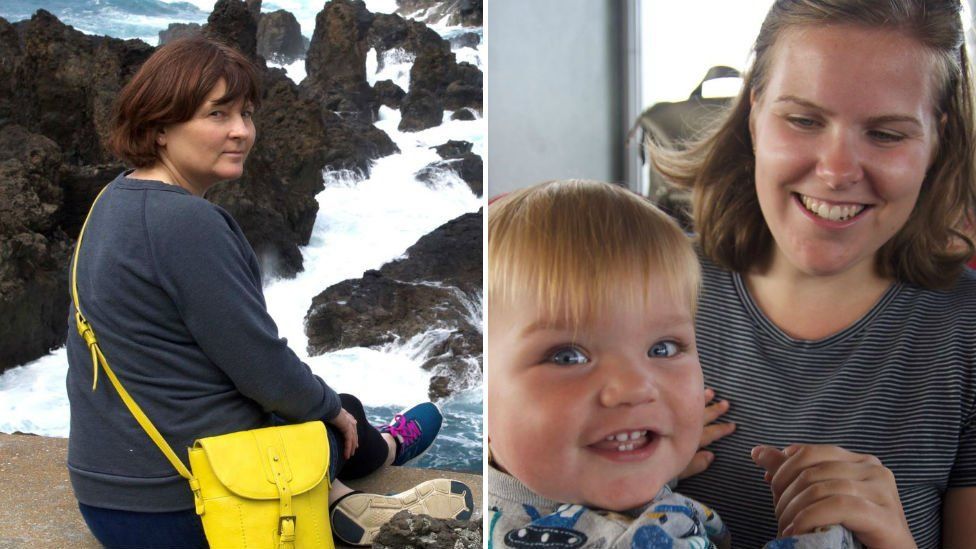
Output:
top-left (279, 515), bottom-right (296, 536)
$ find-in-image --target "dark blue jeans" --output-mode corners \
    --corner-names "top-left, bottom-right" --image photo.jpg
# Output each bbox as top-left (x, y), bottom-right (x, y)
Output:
top-left (78, 503), bottom-right (207, 548)
top-left (78, 394), bottom-right (389, 547)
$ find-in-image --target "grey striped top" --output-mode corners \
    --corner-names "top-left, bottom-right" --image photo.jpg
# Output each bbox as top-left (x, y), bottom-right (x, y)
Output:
top-left (677, 257), bottom-right (976, 549)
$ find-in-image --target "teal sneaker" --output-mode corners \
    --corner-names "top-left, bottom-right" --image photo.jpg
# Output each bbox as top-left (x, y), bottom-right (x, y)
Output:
top-left (379, 402), bottom-right (442, 466)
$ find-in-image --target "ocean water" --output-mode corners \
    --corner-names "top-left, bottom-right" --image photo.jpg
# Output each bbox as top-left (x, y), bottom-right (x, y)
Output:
top-left (2, 0), bottom-right (400, 45)
top-left (0, 1), bottom-right (483, 474)
top-left (3, 0), bottom-right (209, 44)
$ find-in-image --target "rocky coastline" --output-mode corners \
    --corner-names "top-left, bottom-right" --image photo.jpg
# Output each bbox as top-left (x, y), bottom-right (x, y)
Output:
top-left (0, 0), bottom-right (484, 408)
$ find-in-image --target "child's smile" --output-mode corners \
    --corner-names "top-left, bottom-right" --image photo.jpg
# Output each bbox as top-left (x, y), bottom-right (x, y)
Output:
top-left (487, 281), bottom-right (705, 511)
top-left (589, 428), bottom-right (657, 459)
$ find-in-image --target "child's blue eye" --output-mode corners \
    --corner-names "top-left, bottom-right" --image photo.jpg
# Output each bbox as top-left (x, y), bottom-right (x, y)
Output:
top-left (549, 347), bottom-right (588, 366)
top-left (648, 341), bottom-right (680, 358)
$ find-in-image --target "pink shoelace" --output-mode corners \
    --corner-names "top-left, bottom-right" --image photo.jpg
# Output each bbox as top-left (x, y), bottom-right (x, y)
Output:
top-left (388, 414), bottom-right (422, 445)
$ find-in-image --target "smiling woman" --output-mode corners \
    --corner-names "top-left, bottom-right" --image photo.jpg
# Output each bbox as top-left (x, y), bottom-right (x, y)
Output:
top-left (647, 1), bottom-right (976, 548)
top-left (750, 26), bottom-right (941, 290)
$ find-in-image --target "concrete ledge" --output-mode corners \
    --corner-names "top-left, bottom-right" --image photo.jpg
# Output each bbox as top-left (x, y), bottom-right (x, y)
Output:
top-left (0, 433), bottom-right (481, 548)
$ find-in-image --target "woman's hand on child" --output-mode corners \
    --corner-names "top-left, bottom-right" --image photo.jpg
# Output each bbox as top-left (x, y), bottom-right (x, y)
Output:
top-left (679, 388), bottom-right (736, 479)
top-left (752, 444), bottom-right (915, 548)
top-left (329, 408), bottom-right (360, 459)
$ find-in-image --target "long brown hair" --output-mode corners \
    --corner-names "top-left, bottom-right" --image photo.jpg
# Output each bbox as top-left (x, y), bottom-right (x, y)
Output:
top-left (652, 0), bottom-right (976, 289)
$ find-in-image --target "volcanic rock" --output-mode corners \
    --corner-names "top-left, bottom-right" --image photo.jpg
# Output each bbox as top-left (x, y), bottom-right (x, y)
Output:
top-left (0, 125), bottom-right (71, 374)
top-left (373, 510), bottom-right (482, 549)
top-left (158, 22), bottom-right (201, 45)
top-left (417, 142), bottom-right (481, 196)
top-left (403, 43), bottom-right (482, 115)
top-left (305, 211), bottom-right (482, 398)
top-left (421, 327), bottom-right (482, 399)
top-left (303, 0), bottom-right (375, 117)
top-left (457, 0), bottom-right (483, 27)
top-left (415, 155), bottom-right (482, 196)
top-left (0, 18), bottom-right (21, 128)
top-left (11, 11), bottom-right (154, 165)
top-left (305, 270), bottom-right (469, 351)
top-left (59, 163), bottom-right (126, 238)
top-left (321, 110), bottom-right (399, 174)
top-left (448, 30), bottom-right (480, 49)
top-left (381, 211), bottom-right (481, 293)
top-left (432, 140), bottom-right (472, 158)
top-left (373, 79), bottom-right (406, 109)
top-left (367, 12), bottom-right (447, 58)
top-left (245, 0), bottom-right (262, 23)
top-left (427, 376), bottom-right (451, 401)
top-left (398, 88), bottom-right (443, 132)
top-left (392, 24), bottom-right (484, 111)
top-left (257, 9), bottom-right (307, 64)
top-left (408, 44), bottom-right (455, 98)
top-left (450, 108), bottom-right (476, 121)
top-left (444, 61), bottom-right (481, 110)
top-left (0, 13), bottom-right (150, 370)
top-left (205, 0), bottom-right (259, 60)
top-left (367, 11), bottom-right (472, 122)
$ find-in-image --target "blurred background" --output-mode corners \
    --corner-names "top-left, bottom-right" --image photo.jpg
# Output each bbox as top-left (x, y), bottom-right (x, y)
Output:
top-left (486, 0), bottom-right (976, 198)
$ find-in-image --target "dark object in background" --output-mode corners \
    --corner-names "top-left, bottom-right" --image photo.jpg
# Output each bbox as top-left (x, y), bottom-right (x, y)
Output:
top-left (416, 140), bottom-right (482, 196)
top-left (635, 66), bottom-right (740, 230)
top-left (158, 22), bottom-right (202, 45)
top-left (256, 9), bottom-right (308, 64)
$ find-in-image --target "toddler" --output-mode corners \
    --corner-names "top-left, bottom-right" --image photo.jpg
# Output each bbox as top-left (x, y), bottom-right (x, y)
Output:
top-left (486, 180), bottom-right (858, 549)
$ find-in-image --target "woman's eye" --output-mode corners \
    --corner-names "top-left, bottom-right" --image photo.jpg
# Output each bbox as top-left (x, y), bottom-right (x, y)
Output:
top-left (868, 130), bottom-right (905, 144)
top-left (787, 116), bottom-right (820, 129)
top-left (242, 110), bottom-right (254, 119)
top-left (648, 341), bottom-right (680, 358)
top-left (209, 110), bottom-right (225, 118)
top-left (548, 347), bottom-right (588, 366)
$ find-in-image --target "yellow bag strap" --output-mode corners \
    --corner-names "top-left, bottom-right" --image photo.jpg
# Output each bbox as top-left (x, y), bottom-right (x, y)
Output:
top-left (268, 447), bottom-right (296, 549)
top-left (70, 185), bottom-right (199, 499)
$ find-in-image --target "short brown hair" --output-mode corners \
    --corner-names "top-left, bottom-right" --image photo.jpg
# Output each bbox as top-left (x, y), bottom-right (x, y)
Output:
top-left (107, 37), bottom-right (260, 168)
top-left (488, 180), bottom-right (700, 332)
top-left (651, 0), bottom-right (976, 289)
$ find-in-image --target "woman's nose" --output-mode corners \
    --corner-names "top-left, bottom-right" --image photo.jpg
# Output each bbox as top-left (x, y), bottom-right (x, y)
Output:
top-left (228, 114), bottom-right (252, 140)
top-left (816, 130), bottom-right (863, 190)
top-left (598, 357), bottom-right (659, 408)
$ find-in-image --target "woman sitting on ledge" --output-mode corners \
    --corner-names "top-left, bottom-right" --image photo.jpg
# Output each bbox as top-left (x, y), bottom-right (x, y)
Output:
top-left (66, 36), bottom-right (472, 548)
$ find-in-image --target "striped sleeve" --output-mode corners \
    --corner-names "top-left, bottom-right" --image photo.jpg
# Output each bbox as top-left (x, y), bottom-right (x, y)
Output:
top-left (678, 259), bottom-right (976, 549)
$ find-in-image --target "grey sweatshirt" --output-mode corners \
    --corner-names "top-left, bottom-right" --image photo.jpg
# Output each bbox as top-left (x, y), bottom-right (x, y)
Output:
top-left (66, 174), bottom-right (341, 512)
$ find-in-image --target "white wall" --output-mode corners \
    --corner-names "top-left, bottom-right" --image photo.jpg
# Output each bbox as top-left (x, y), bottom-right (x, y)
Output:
top-left (640, 1), bottom-right (771, 107)
top-left (486, 0), bottom-right (623, 196)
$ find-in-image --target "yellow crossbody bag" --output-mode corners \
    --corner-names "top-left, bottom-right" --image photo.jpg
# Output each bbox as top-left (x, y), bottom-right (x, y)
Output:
top-left (71, 185), bottom-right (335, 549)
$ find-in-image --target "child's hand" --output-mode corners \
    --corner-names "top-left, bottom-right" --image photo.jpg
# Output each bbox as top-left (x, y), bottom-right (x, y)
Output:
top-left (678, 387), bottom-right (736, 479)
top-left (751, 444), bottom-right (915, 548)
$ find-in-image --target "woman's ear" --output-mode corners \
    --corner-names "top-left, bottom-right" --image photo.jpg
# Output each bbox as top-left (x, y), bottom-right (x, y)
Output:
top-left (156, 128), bottom-right (167, 147)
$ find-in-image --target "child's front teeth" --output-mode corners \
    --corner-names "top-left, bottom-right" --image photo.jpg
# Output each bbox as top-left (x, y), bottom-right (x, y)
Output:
top-left (605, 430), bottom-right (649, 450)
